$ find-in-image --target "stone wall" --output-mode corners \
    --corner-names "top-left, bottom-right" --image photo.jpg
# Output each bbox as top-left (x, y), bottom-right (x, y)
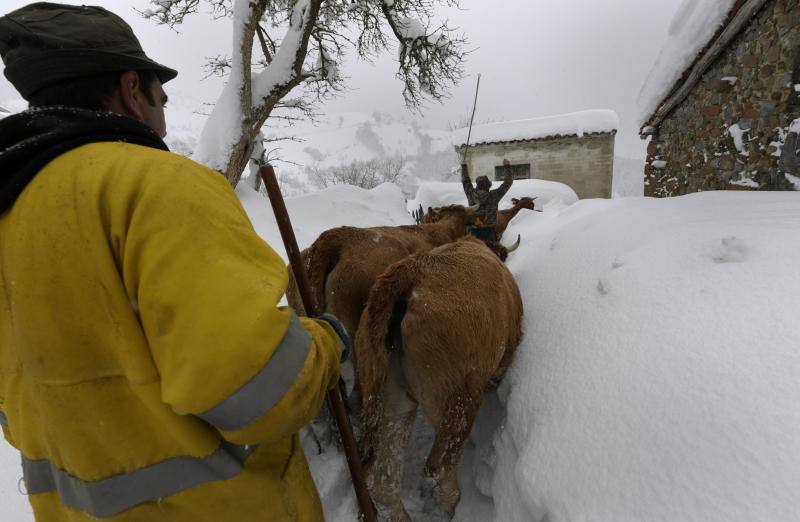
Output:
top-left (644, 0), bottom-right (800, 197)
top-left (457, 132), bottom-right (615, 199)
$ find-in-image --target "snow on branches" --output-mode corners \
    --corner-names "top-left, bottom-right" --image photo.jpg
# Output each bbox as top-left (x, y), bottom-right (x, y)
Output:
top-left (142, 0), bottom-right (466, 186)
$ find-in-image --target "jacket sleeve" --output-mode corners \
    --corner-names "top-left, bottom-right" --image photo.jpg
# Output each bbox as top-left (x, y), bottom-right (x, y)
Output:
top-left (460, 164), bottom-right (475, 204)
top-left (493, 165), bottom-right (514, 199)
top-left (117, 154), bottom-right (341, 446)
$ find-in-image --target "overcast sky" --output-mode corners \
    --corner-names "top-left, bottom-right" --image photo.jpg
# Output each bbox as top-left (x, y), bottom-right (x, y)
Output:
top-left (0, 0), bottom-right (683, 158)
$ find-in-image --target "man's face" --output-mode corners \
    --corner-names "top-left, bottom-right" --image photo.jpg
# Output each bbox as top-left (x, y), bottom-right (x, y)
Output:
top-left (140, 79), bottom-right (167, 139)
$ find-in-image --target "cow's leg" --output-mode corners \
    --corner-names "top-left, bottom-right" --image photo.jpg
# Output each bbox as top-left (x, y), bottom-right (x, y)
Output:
top-left (422, 385), bottom-right (482, 518)
top-left (365, 370), bottom-right (417, 521)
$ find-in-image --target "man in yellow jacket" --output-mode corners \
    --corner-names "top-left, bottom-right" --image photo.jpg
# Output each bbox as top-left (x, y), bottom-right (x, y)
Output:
top-left (0, 3), bottom-right (344, 520)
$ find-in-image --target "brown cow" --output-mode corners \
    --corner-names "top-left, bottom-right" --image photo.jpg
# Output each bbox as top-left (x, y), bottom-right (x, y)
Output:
top-left (423, 196), bottom-right (536, 238)
top-left (356, 237), bottom-right (524, 520)
top-left (287, 205), bottom-right (476, 344)
top-left (496, 196), bottom-right (536, 236)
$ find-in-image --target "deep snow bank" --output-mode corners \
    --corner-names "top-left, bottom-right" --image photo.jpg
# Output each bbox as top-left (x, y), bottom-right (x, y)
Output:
top-left (410, 179), bottom-right (578, 215)
top-left (495, 191), bottom-right (800, 521)
top-left (238, 181), bottom-right (414, 259)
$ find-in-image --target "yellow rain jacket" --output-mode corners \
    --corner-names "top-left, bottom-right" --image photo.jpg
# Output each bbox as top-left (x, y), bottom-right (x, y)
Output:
top-left (0, 142), bottom-right (341, 520)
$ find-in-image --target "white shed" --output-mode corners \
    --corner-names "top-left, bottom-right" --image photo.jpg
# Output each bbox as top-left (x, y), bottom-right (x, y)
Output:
top-left (453, 109), bottom-right (619, 199)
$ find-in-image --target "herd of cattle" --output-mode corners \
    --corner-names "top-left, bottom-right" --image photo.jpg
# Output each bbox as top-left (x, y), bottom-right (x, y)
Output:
top-left (287, 196), bottom-right (537, 520)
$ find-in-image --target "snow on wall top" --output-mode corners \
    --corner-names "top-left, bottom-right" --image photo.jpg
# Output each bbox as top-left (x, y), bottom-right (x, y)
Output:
top-left (637, 0), bottom-right (737, 126)
top-left (452, 109), bottom-right (619, 147)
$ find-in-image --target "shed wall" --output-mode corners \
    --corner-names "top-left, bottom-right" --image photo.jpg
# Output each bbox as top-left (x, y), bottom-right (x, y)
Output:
top-left (458, 133), bottom-right (615, 199)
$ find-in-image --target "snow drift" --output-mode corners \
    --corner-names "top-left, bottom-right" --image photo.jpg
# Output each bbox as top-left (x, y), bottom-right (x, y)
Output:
top-left (410, 178), bottom-right (578, 215)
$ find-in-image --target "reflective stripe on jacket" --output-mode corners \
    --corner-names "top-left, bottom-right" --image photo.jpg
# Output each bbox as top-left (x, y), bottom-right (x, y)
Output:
top-left (0, 142), bottom-right (342, 521)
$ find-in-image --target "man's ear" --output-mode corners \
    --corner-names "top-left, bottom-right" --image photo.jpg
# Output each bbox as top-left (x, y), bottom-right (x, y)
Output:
top-left (117, 70), bottom-right (145, 122)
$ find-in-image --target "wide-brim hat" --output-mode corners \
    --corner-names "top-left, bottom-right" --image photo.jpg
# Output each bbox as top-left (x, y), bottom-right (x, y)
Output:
top-left (0, 2), bottom-right (177, 100)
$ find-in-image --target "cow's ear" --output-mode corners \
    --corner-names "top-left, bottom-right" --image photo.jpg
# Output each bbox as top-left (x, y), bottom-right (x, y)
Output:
top-left (512, 198), bottom-right (519, 204)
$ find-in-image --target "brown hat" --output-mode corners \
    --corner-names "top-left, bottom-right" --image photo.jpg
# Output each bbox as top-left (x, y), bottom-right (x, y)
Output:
top-left (0, 2), bottom-right (177, 100)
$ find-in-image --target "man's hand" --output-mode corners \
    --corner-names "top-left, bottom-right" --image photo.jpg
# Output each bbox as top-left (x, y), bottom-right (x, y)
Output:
top-left (317, 313), bottom-right (350, 361)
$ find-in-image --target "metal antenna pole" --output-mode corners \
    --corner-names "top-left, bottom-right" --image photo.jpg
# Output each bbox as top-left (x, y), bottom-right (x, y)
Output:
top-left (260, 165), bottom-right (376, 522)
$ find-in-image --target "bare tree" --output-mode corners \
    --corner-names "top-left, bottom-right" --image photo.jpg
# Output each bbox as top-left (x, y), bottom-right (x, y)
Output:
top-left (142, 0), bottom-right (466, 187)
top-left (306, 155), bottom-right (406, 189)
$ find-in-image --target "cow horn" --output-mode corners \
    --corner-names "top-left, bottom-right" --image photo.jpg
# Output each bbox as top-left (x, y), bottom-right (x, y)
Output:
top-left (466, 203), bottom-right (480, 213)
top-left (504, 234), bottom-right (521, 253)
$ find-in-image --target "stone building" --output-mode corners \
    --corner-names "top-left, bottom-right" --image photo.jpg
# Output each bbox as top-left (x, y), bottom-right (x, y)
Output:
top-left (639, 0), bottom-right (800, 197)
top-left (453, 110), bottom-right (618, 199)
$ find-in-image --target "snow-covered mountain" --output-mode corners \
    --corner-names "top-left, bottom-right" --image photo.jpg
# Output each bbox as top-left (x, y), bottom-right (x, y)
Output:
top-left (158, 90), bottom-right (460, 196)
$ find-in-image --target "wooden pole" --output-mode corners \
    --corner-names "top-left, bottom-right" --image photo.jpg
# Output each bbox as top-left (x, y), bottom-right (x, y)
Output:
top-left (259, 165), bottom-right (376, 522)
top-left (461, 73), bottom-right (481, 164)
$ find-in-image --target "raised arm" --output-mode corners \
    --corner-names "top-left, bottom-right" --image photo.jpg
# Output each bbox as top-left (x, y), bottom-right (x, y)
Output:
top-left (493, 158), bottom-right (514, 198)
top-left (460, 163), bottom-right (475, 203)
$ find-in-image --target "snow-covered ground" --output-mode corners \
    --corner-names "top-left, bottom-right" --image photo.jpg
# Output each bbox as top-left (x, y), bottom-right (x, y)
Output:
top-left (4, 183), bottom-right (800, 521)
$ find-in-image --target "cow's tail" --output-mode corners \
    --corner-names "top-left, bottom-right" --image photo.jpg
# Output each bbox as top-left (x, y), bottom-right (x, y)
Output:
top-left (355, 256), bottom-right (416, 460)
top-left (304, 231), bottom-right (342, 313)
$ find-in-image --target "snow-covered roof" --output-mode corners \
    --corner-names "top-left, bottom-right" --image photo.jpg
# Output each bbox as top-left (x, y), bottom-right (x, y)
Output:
top-left (637, 0), bottom-right (738, 126)
top-left (452, 109), bottom-right (619, 147)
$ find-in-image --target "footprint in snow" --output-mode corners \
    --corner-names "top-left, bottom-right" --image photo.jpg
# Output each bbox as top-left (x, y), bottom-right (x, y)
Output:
top-left (596, 277), bottom-right (610, 295)
top-left (711, 236), bottom-right (748, 264)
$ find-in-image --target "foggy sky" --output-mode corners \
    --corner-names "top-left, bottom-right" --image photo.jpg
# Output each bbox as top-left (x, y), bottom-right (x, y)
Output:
top-left (0, 0), bottom-right (683, 158)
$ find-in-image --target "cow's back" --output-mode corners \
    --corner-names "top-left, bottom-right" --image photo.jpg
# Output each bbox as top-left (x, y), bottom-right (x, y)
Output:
top-left (400, 239), bottom-right (523, 396)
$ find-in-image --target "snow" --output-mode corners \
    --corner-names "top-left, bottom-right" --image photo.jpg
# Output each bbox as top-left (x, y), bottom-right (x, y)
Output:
top-left (729, 174), bottom-right (758, 188)
top-left (0, 447), bottom-right (29, 521)
top-left (238, 182), bottom-right (413, 260)
top-left (410, 179), bottom-right (577, 214)
top-left (494, 191), bottom-right (800, 522)
top-left (784, 172), bottom-right (800, 190)
top-left (170, 104), bottom-right (459, 196)
top-left (728, 123), bottom-right (746, 154)
top-left (5, 180), bottom-right (800, 521)
top-left (190, 0), bottom-right (252, 171)
top-left (612, 155), bottom-right (645, 197)
top-left (651, 159), bottom-right (668, 169)
top-left (638, 0), bottom-right (737, 124)
top-left (397, 17), bottom-right (427, 39)
top-left (452, 110), bottom-right (620, 147)
top-left (192, 0), bottom-right (315, 172)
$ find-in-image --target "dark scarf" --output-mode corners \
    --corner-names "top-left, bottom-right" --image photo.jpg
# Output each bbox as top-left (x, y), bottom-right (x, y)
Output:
top-left (0, 107), bottom-right (168, 214)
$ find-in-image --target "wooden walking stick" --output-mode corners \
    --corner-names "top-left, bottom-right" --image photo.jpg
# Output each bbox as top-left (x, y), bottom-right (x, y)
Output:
top-left (260, 165), bottom-right (377, 522)
top-left (461, 73), bottom-right (481, 164)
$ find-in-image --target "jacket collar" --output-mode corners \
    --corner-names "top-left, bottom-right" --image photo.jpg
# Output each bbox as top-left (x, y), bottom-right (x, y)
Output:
top-left (0, 106), bottom-right (168, 214)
